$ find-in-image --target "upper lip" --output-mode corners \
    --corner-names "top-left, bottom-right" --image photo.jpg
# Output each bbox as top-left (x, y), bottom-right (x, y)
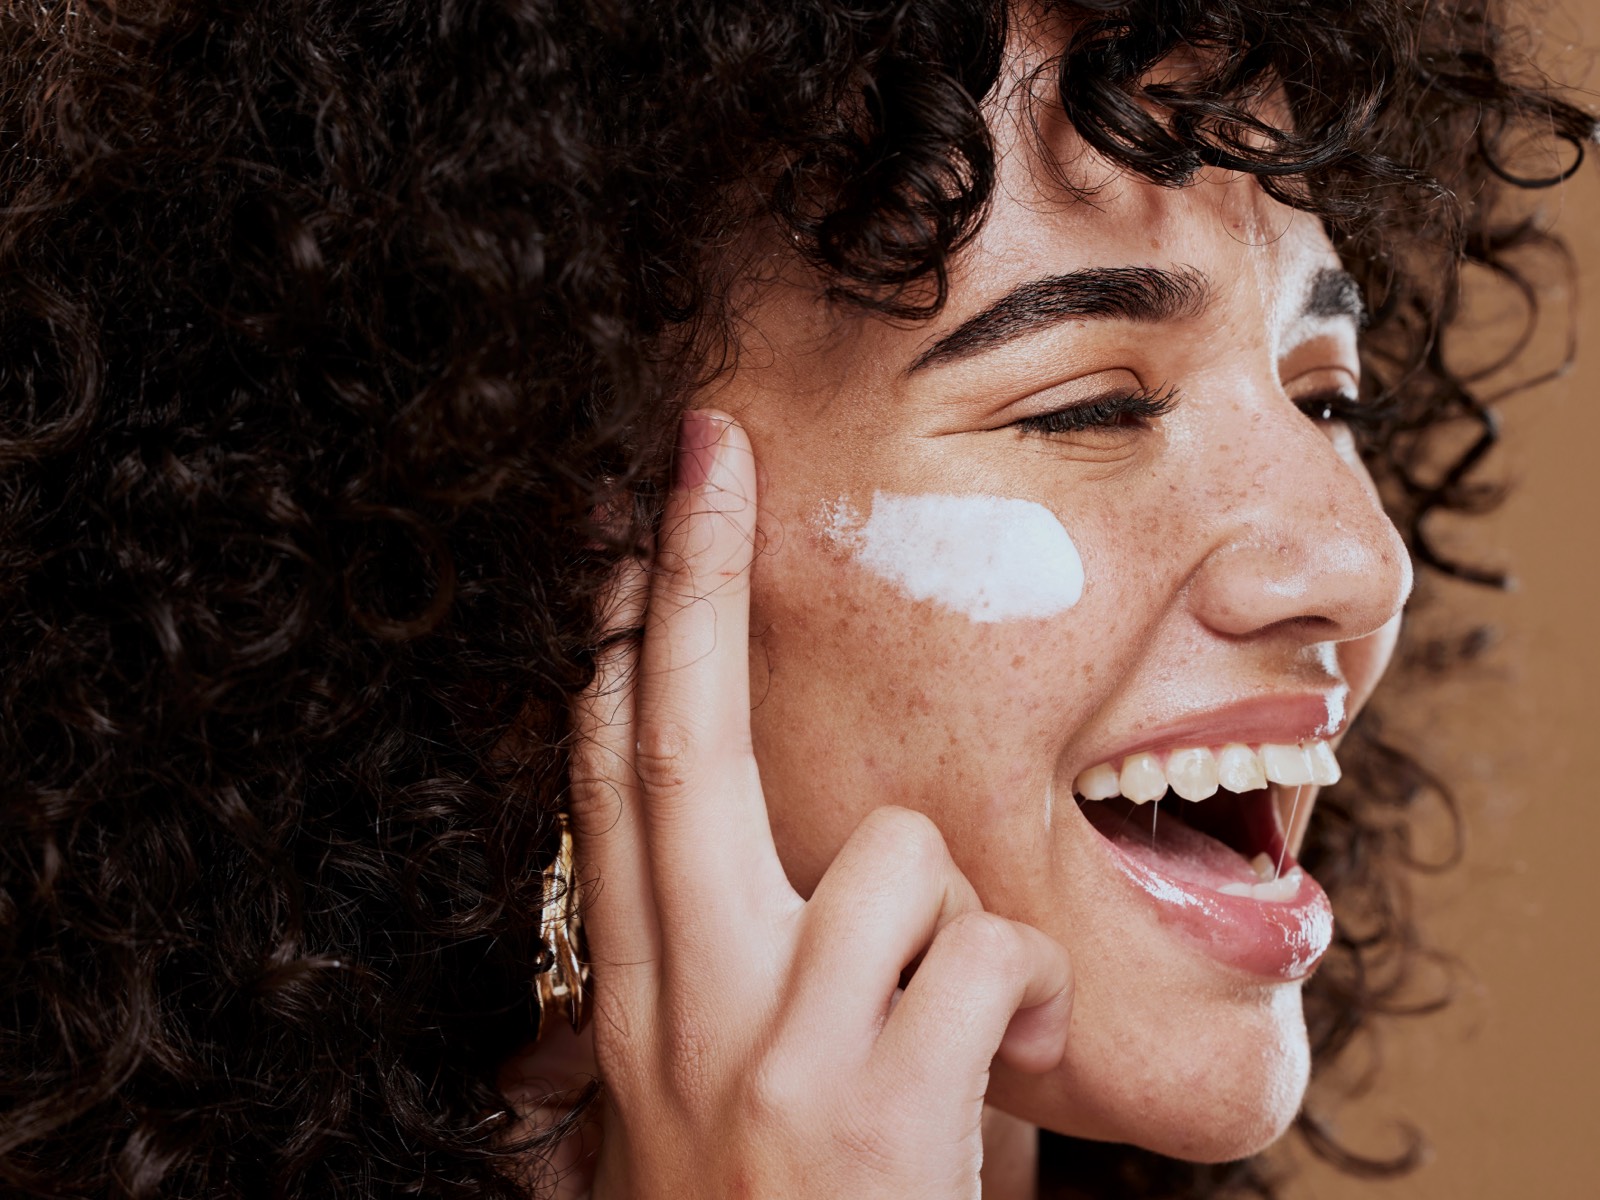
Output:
top-left (1071, 691), bottom-right (1348, 770)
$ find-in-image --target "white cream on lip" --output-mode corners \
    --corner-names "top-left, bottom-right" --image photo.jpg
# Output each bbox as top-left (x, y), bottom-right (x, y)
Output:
top-left (820, 492), bottom-right (1085, 623)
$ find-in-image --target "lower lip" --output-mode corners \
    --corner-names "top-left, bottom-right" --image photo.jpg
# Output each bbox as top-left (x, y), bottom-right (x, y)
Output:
top-left (1096, 832), bottom-right (1334, 981)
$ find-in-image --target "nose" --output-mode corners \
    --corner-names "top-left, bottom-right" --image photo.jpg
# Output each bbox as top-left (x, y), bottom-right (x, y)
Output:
top-left (1184, 404), bottom-right (1414, 644)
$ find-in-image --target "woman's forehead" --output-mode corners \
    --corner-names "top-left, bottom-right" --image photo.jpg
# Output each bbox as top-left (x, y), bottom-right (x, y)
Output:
top-left (724, 171), bottom-right (1343, 407)
top-left (946, 167), bottom-right (1340, 333)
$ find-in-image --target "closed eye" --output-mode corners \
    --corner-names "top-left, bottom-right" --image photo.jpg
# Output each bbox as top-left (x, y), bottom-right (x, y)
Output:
top-left (1294, 389), bottom-right (1387, 431)
top-left (1014, 384), bottom-right (1179, 436)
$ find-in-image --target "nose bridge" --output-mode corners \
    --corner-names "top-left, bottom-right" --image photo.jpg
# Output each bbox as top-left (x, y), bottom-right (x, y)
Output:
top-left (1183, 395), bottom-right (1414, 643)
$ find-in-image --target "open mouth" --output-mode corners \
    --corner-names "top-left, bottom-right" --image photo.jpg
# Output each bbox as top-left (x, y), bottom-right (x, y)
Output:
top-left (1073, 740), bottom-right (1338, 902)
top-left (1078, 786), bottom-right (1299, 900)
top-left (1068, 737), bottom-right (1339, 979)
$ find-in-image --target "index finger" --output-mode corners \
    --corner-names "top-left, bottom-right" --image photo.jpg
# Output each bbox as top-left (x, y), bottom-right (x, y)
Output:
top-left (633, 411), bottom-right (794, 931)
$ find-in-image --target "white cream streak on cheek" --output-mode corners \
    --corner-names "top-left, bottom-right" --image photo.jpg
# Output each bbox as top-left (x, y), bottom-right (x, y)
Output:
top-left (820, 492), bottom-right (1085, 623)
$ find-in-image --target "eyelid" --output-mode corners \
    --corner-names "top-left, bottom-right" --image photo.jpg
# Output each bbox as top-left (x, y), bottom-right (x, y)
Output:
top-left (1285, 364), bottom-right (1361, 410)
top-left (975, 367), bottom-right (1147, 427)
top-left (1013, 382), bottom-right (1179, 436)
top-left (1282, 361), bottom-right (1359, 398)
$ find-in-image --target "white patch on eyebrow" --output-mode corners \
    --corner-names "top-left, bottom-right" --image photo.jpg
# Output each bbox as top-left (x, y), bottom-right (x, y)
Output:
top-left (819, 492), bottom-right (1085, 623)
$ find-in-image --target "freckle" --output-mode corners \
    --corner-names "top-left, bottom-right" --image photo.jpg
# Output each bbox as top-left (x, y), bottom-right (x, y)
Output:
top-left (1011, 653), bottom-right (1025, 669)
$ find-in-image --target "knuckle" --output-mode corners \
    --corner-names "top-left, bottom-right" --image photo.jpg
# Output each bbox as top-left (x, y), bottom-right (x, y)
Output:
top-left (942, 909), bottom-right (1021, 966)
top-left (566, 768), bottom-right (625, 824)
top-left (742, 1057), bottom-right (804, 1129)
top-left (633, 719), bottom-right (695, 795)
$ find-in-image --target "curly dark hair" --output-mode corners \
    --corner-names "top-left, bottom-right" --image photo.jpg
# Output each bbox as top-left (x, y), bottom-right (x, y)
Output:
top-left (0, 0), bottom-right (1587, 1197)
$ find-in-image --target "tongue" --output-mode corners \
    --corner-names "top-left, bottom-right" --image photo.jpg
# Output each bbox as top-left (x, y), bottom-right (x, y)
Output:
top-left (1081, 798), bottom-right (1262, 891)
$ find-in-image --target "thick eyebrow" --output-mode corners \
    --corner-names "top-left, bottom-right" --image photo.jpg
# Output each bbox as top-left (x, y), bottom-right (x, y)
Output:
top-left (907, 265), bottom-right (1211, 373)
top-left (1302, 267), bottom-right (1366, 327)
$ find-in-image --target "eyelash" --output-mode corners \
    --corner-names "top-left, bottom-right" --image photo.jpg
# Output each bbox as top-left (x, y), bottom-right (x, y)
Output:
top-left (1295, 389), bottom-right (1384, 431)
top-left (1013, 384), bottom-right (1179, 436)
top-left (1011, 384), bottom-right (1384, 439)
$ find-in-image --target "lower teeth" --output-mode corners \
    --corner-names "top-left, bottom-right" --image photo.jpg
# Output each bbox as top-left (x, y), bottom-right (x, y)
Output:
top-left (1218, 864), bottom-right (1303, 903)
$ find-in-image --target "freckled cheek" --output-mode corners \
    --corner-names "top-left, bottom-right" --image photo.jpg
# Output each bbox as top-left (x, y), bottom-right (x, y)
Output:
top-left (752, 531), bottom-right (1093, 764)
top-left (752, 534), bottom-right (973, 691)
top-left (750, 516), bottom-right (1136, 897)
top-left (750, 529), bottom-right (926, 670)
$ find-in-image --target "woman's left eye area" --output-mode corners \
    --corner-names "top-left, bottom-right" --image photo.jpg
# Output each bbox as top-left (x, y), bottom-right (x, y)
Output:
top-left (1013, 384), bottom-right (1179, 436)
top-left (1294, 388), bottom-right (1382, 430)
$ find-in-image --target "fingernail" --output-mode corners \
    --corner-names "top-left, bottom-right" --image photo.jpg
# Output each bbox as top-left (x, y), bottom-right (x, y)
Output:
top-left (674, 410), bottom-right (721, 492)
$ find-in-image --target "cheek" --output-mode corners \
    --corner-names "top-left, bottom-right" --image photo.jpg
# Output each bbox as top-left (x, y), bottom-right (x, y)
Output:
top-left (829, 492), bottom-right (1085, 623)
top-left (748, 493), bottom-right (1103, 890)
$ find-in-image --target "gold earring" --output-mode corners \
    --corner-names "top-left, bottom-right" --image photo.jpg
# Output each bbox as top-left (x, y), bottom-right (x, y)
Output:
top-left (533, 813), bottom-right (590, 1036)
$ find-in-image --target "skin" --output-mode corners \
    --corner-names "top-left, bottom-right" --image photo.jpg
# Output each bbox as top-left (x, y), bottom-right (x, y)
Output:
top-left (512, 30), bottom-right (1413, 1200)
top-left (719, 92), bottom-right (1409, 1165)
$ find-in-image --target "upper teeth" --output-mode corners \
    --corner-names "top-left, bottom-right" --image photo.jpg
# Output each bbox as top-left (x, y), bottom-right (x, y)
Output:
top-left (1074, 739), bottom-right (1340, 804)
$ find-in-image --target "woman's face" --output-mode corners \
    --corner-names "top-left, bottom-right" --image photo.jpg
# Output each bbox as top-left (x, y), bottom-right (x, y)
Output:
top-left (700, 70), bottom-right (1411, 1160)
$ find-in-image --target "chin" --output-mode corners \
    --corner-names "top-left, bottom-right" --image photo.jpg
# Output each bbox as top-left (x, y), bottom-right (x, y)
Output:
top-left (1127, 1017), bottom-right (1310, 1163)
top-left (994, 980), bottom-right (1313, 1163)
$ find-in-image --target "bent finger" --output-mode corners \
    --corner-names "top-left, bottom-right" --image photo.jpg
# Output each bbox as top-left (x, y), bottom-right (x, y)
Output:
top-left (874, 911), bottom-right (1073, 1094)
top-left (786, 807), bottom-right (982, 1056)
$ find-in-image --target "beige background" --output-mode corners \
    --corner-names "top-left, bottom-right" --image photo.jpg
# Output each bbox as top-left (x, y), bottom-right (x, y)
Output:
top-left (1284, 5), bottom-right (1600, 1197)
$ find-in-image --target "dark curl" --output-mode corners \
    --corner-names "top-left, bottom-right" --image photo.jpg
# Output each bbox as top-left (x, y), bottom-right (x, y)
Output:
top-left (0, 1), bottom-right (1585, 1197)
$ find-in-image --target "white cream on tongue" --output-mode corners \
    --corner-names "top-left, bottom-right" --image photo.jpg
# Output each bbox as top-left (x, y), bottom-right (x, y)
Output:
top-left (820, 492), bottom-right (1085, 623)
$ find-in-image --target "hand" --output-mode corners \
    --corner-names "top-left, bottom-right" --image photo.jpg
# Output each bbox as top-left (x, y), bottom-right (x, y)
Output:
top-left (568, 410), bottom-right (1074, 1199)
